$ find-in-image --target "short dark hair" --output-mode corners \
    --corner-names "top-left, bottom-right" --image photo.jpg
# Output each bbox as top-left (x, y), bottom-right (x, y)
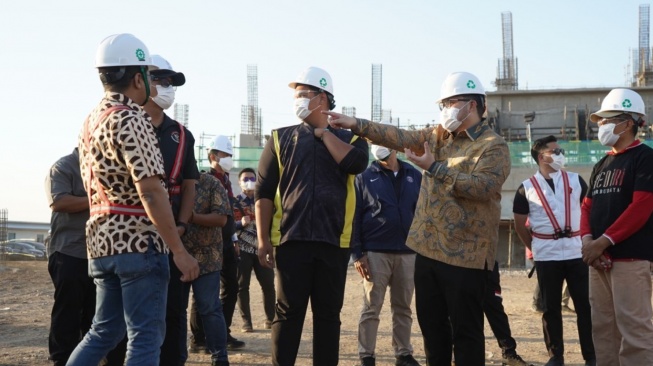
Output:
top-left (238, 167), bottom-right (255, 179)
top-left (456, 94), bottom-right (486, 118)
top-left (98, 66), bottom-right (143, 92)
top-left (531, 135), bottom-right (557, 163)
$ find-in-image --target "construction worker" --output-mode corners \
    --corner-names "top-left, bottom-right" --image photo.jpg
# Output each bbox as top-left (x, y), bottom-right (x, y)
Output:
top-left (513, 135), bottom-right (595, 366)
top-left (67, 33), bottom-right (198, 366)
top-left (256, 66), bottom-right (369, 365)
top-left (325, 71), bottom-right (510, 366)
top-left (582, 88), bottom-right (653, 365)
top-left (140, 54), bottom-right (202, 366)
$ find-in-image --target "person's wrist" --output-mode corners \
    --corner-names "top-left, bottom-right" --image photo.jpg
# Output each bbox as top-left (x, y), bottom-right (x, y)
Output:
top-left (176, 221), bottom-right (189, 233)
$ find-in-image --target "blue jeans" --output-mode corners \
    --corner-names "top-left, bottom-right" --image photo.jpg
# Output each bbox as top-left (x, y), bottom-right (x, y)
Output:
top-left (181, 270), bottom-right (228, 362)
top-left (66, 243), bottom-right (169, 366)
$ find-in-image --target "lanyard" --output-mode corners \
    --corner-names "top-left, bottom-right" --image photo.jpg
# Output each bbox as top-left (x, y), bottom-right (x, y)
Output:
top-left (529, 171), bottom-right (572, 239)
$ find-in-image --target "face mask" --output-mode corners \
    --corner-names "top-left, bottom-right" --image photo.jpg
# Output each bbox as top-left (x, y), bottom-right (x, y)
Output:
top-left (293, 95), bottom-right (320, 120)
top-left (218, 156), bottom-right (233, 172)
top-left (152, 85), bottom-right (175, 110)
top-left (548, 154), bottom-right (566, 171)
top-left (241, 181), bottom-right (256, 191)
top-left (372, 146), bottom-right (391, 161)
top-left (439, 101), bottom-right (471, 132)
top-left (598, 122), bottom-right (626, 147)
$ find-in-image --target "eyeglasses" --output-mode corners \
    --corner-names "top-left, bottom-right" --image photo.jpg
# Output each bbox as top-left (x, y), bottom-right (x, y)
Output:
top-left (438, 99), bottom-right (470, 111)
top-left (241, 177), bottom-right (256, 182)
top-left (543, 148), bottom-right (565, 156)
top-left (150, 75), bottom-right (174, 89)
top-left (294, 90), bottom-right (321, 99)
top-left (597, 117), bottom-right (628, 127)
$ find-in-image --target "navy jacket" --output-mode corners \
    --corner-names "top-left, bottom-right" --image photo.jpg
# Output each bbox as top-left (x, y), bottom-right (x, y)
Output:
top-left (351, 159), bottom-right (421, 259)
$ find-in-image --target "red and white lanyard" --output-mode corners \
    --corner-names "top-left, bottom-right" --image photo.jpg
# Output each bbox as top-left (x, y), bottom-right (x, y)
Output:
top-left (83, 106), bottom-right (147, 217)
top-left (167, 122), bottom-right (186, 197)
top-left (529, 171), bottom-right (577, 240)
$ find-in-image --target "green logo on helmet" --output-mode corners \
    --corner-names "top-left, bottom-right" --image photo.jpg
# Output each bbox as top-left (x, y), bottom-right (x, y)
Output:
top-left (622, 99), bottom-right (632, 108)
top-left (320, 78), bottom-right (327, 87)
top-left (135, 49), bottom-right (146, 62)
top-left (467, 80), bottom-right (476, 89)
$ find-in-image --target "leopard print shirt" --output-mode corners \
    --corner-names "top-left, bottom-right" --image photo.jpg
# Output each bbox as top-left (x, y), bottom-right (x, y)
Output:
top-left (78, 92), bottom-right (167, 258)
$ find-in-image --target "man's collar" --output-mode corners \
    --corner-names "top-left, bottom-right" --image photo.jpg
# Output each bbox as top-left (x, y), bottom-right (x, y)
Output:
top-left (104, 91), bottom-right (141, 111)
top-left (461, 120), bottom-right (490, 141)
top-left (608, 139), bottom-right (642, 155)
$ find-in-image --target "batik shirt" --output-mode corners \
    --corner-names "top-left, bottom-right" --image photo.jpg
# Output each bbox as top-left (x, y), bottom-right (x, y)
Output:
top-left (353, 119), bottom-right (511, 270)
top-left (182, 173), bottom-right (231, 275)
top-left (78, 92), bottom-right (166, 258)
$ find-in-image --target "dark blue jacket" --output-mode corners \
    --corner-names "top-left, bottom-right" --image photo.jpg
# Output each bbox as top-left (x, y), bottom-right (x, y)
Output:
top-left (351, 159), bottom-right (421, 259)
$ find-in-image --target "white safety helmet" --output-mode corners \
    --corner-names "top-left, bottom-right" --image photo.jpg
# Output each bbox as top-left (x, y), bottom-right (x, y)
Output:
top-left (436, 71), bottom-right (486, 103)
top-left (589, 88), bottom-right (646, 124)
top-left (150, 54), bottom-right (186, 86)
top-left (208, 135), bottom-right (234, 155)
top-left (289, 67), bottom-right (334, 96)
top-left (95, 33), bottom-right (153, 68)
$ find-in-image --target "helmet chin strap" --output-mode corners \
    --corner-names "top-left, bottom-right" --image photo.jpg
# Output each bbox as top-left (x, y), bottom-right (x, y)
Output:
top-left (139, 66), bottom-right (150, 106)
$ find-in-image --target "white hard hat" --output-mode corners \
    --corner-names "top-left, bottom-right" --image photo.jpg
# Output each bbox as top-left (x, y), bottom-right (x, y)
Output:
top-left (150, 54), bottom-right (186, 86)
top-left (436, 71), bottom-right (486, 103)
top-left (95, 33), bottom-right (153, 68)
top-left (208, 135), bottom-right (234, 155)
top-left (590, 88), bottom-right (646, 123)
top-left (288, 67), bottom-right (334, 96)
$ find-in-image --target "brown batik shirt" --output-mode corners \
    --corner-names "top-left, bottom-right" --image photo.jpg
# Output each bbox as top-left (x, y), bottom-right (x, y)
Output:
top-left (353, 119), bottom-right (511, 270)
top-left (182, 173), bottom-right (231, 275)
top-left (78, 92), bottom-right (167, 258)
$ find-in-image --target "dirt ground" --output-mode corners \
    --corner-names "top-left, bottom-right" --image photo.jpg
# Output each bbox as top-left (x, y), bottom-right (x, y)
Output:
top-left (0, 261), bottom-right (594, 366)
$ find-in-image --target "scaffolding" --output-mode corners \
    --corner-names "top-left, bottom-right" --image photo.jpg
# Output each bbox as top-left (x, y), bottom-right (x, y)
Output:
top-left (341, 106), bottom-right (356, 117)
top-left (371, 64), bottom-right (382, 122)
top-left (173, 103), bottom-right (189, 127)
top-left (241, 64), bottom-right (262, 145)
top-left (494, 12), bottom-right (518, 90)
top-left (633, 4), bottom-right (653, 86)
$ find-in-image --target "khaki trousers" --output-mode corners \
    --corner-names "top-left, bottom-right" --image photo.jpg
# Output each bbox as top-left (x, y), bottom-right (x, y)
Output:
top-left (358, 252), bottom-right (416, 358)
top-left (589, 260), bottom-right (653, 366)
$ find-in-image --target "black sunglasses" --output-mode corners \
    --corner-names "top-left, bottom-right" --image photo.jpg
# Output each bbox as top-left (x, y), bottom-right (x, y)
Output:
top-left (543, 148), bottom-right (565, 156)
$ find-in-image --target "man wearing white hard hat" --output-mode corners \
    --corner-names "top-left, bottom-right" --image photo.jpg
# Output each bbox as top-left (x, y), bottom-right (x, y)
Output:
top-left (326, 71), bottom-right (510, 366)
top-left (352, 143), bottom-right (422, 366)
top-left (139, 55), bottom-right (202, 366)
top-left (256, 66), bottom-right (369, 365)
top-left (581, 88), bottom-right (653, 365)
top-left (68, 34), bottom-right (199, 366)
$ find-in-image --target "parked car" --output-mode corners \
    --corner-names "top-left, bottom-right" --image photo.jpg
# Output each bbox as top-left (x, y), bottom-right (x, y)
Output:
top-left (0, 241), bottom-right (46, 260)
top-left (8, 239), bottom-right (46, 253)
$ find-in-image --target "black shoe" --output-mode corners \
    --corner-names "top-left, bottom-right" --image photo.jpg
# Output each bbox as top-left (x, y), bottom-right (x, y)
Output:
top-left (584, 359), bottom-right (596, 366)
top-left (226, 334), bottom-right (245, 350)
top-left (396, 354), bottom-right (421, 366)
top-left (502, 351), bottom-right (533, 366)
top-left (361, 356), bottom-right (376, 366)
top-left (544, 356), bottom-right (564, 366)
top-left (212, 361), bottom-right (230, 366)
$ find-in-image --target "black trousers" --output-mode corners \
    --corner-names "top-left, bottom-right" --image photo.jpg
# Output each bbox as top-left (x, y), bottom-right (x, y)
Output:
top-left (535, 258), bottom-right (595, 361)
top-left (237, 251), bottom-right (276, 326)
top-left (48, 252), bottom-right (96, 365)
top-left (190, 242), bottom-right (239, 343)
top-left (272, 241), bottom-right (349, 366)
top-left (160, 254), bottom-right (185, 366)
top-left (414, 254), bottom-right (487, 366)
top-left (484, 261), bottom-right (517, 353)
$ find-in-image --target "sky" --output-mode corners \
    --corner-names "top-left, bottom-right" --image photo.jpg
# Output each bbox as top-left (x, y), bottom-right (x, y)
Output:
top-left (0, 0), bottom-right (646, 223)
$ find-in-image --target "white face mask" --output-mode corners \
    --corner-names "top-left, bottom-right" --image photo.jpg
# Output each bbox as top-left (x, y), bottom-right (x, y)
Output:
top-left (218, 156), bottom-right (233, 172)
top-left (241, 181), bottom-right (256, 191)
top-left (372, 146), bottom-right (391, 161)
top-left (439, 101), bottom-right (471, 132)
top-left (548, 154), bottom-right (566, 171)
top-left (152, 85), bottom-right (175, 110)
top-left (294, 95), bottom-right (320, 120)
top-left (598, 121), bottom-right (626, 147)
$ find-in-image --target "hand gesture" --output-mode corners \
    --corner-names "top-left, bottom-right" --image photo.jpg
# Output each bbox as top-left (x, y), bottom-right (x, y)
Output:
top-left (322, 110), bottom-right (356, 130)
top-left (241, 216), bottom-right (251, 226)
top-left (405, 141), bottom-right (436, 171)
top-left (354, 255), bottom-right (371, 281)
top-left (174, 250), bottom-right (199, 282)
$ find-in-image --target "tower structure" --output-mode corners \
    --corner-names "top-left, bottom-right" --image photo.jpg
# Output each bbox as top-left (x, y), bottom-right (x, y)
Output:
top-left (633, 4), bottom-right (653, 86)
top-left (371, 64), bottom-right (382, 122)
top-left (494, 11), bottom-right (518, 91)
top-left (240, 64), bottom-right (263, 146)
top-left (342, 106), bottom-right (356, 117)
top-left (173, 103), bottom-right (189, 127)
